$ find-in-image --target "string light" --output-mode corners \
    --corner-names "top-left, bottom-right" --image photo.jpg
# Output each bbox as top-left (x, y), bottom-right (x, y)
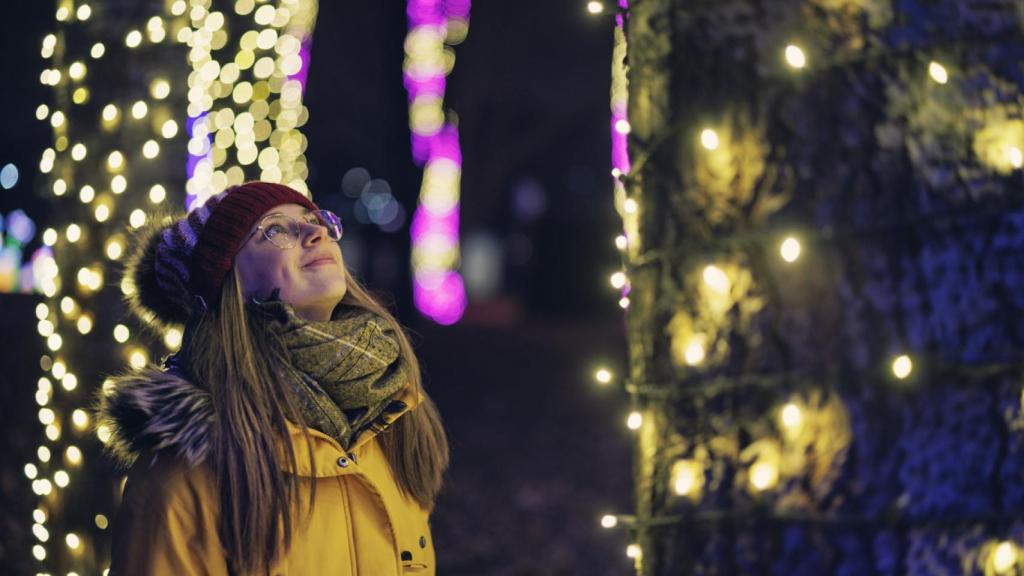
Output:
top-left (609, 271), bottom-right (627, 289)
top-left (779, 402), bottom-right (803, 433)
top-left (992, 541), bottom-right (1019, 574)
top-left (779, 236), bottom-right (801, 263)
top-left (892, 355), bottom-right (913, 379)
top-left (1008, 146), bottom-right (1023, 169)
top-left (749, 461), bottom-right (779, 491)
top-left (700, 128), bottom-right (719, 150)
top-left (600, 514), bottom-right (618, 528)
top-left (626, 411), bottom-right (643, 430)
top-left (702, 265), bottom-right (729, 294)
top-left (928, 61), bottom-right (948, 84)
top-left (784, 44), bottom-right (806, 69)
top-left (671, 459), bottom-right (703, 497)
top-left (405, 0), bottom-right (470, 325)
top-left (595, 368), bottom-right (613, 385)
top-left (684, 339), bottom-right (706, 366)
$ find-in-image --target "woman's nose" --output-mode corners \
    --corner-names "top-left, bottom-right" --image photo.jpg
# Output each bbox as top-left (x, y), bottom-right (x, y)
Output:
top-left (300, 221), bottom-right (326, 246)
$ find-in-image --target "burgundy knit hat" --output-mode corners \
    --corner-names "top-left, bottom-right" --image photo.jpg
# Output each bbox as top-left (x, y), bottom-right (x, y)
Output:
top-left (124, 181), bottom-right (319, 329)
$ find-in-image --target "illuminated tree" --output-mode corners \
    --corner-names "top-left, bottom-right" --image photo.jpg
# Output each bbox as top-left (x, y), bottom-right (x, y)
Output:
top-left (595, 0), bottom-right (1024, 573)
top-left (28, 0), bottom-right (318, 573)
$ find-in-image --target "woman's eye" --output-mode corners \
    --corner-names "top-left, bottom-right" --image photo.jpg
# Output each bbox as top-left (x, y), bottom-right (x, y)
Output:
top-left (266, 224), bottom-right (286, 236)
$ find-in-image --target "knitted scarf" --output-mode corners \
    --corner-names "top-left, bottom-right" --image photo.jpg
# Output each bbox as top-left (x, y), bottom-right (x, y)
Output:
top-left (249, 295), bottom-right (410, 451)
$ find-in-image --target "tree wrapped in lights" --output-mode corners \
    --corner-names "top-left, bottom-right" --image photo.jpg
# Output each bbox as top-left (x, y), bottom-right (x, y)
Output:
top-left (597, 0), bottom-right (1024, 573)
top-left (29, 3), bottom-right (190, 573)
top-left (403, 0), bottom-right (470, 325)
top-left (28, 0), bottom-right (318, 573)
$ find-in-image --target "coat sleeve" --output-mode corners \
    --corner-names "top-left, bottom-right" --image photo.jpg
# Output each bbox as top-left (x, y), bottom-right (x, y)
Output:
top-left (109, 452), bottom-right (229, 576)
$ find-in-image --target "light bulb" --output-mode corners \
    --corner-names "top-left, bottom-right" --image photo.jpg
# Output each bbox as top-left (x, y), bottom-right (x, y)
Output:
top-left (626, 411), bottom-right (643, 430)
top-left (785, 44), bottom-right (806, 69)
top-left (672, 459), bottom-right (702, 496)
top-left (750, 461), bottom-right (778, 491)
top-left (587, 1), bottom-right (604, 14)
top-left (892, 355), bottom-right (913, 379)
top-left (600, 514), bottom-right (618, 528)
top-left (684, 340), bottom-right (706, 366)
top-left (595, 368), bottom-right (612, 384)
top-left (928, 61), bottom-right (948, 84)
top-left (700, 128), bottom-right (719, 150)
top-left (702, 265), bottom-right (730, 294)
top-left (610, 271), bottom-right (627, 289)
top-left (780, 402), bottom-right (802, 431)
top-left (780, 237), bottom-right (801, 263)
top-left (993, 541), bottom-right (1018, 574)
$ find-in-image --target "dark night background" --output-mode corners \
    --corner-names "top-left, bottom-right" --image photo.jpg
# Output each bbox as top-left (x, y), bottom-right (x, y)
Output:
top-left (0, 1), bottom-right (634, 574)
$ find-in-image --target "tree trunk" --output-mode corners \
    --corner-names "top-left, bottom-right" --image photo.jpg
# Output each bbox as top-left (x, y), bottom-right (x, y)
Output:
top-left (620, 0), bottom-right (1024, 573)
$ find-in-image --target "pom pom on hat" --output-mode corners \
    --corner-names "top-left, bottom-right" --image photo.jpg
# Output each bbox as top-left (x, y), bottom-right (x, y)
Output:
top-left (121, 182), bottom-right (319, 328)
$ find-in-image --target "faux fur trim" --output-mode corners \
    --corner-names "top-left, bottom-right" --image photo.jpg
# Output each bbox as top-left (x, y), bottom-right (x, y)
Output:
top-left (93, 366), bottom-right (214, 470)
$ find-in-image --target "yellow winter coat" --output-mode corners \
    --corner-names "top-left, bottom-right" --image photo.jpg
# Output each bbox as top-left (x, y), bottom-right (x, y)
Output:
top-left (98, 367), bottom-right (435, 575)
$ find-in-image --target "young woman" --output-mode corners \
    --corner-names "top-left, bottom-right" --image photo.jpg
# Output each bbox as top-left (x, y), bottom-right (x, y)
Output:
top-left (96, 181), bottom-right (449, 575)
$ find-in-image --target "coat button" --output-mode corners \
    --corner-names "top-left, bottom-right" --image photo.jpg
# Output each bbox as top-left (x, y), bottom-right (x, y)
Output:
top-left (336, 457), bottom-right (349, 468)
top-left (419, 535), bottom-right (427, 549)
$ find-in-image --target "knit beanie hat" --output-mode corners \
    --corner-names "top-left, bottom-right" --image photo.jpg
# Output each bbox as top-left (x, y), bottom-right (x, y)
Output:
top-left (123, 181), bottom-right (319, 330)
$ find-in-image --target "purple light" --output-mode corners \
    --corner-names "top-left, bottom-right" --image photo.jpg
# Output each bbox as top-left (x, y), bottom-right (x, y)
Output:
top-left (405, 0), bottom-right (470, 324)
top-left (288, 39), bottom-right (312, 92)
top-left (185, 112), bottom-right (211, 210)
top-left (414, 272), bottom-right (466, 325)
top-left (611, 114), bottom-right (631, 173)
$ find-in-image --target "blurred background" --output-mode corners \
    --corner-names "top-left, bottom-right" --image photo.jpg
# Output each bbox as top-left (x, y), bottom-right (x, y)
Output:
top-left (0, 1), bottom-right (634, 574)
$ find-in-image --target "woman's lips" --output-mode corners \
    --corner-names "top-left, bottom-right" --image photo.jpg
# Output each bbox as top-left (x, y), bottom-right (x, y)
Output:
top-left (303, 257), bottom-right (335, 268)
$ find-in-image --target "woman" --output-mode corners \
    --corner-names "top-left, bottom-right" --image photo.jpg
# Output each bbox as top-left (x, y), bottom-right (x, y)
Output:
top-left (95, 181), bottom-right (449, 575)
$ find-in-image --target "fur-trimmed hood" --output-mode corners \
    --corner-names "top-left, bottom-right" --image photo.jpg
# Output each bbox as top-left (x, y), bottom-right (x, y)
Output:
top-left (94, 365), bottom-right (215, 469)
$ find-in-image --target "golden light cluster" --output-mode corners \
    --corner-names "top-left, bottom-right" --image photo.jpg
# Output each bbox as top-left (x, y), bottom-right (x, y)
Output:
top-left (183, 0), bottom-right (318, 204)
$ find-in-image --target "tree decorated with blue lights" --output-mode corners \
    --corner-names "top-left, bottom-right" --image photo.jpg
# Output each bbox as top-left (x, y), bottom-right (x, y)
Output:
top-left (593, 0), bottom-right (1024, 573)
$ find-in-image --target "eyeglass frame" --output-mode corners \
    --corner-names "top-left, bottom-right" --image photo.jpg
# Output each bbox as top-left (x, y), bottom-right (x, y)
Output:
top-left (243, 209), bottom-right (344, 250)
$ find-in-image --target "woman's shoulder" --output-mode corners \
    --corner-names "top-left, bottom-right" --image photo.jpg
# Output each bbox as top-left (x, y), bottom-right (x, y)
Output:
top-left (94, 363), bottom-right (215, 472)
top-left (120, 449), bottom-right (217, 513)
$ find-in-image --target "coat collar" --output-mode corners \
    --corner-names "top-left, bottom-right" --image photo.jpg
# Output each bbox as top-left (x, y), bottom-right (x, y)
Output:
top-left (94, 365), bottom-right (421, 475)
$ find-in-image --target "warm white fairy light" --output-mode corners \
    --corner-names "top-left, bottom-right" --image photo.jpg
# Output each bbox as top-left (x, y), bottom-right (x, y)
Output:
top-left (595, 368), bottom-right (613, 385)
top-left (928, 61), bottom-right (948, 84)
top-left (992, 541), bottom-right (1019, 574)
top-left (700, 128), bottom-right (719, 150)
top-left (626, 411), bottom-right (643, 430)
top-left (702, 265), bottom-right (729, 294)
top-left (600, 514), bottom-right (618, 528)
top-left (684, 339), bottom-right (706, 366)
top-left (749, 461), bottom-right (778, 491)
top-left (784, 44), bottom-right (806, 69)
top-left (780, 237), bottom-right (801, 263)
top-left (610, 271), bottom-right (627, 289)
top-left (892, 355), bottom-right (913, 379)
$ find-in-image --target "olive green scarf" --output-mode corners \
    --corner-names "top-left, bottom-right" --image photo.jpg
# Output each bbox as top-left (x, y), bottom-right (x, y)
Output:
top-left (250, 296), bottom-right (410, 451)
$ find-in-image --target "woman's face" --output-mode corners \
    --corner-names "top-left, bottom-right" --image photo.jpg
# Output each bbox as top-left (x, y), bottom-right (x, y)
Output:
top-left (235, 203), bottom-right (347, 322)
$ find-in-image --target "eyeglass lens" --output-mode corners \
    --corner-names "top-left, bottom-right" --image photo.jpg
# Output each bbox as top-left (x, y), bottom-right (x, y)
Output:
top-left (263, 210), bottom-right (343, 248)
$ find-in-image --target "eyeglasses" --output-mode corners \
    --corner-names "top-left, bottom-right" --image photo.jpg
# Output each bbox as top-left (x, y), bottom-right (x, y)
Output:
top-left (247, 209), bottom-right (344, 249)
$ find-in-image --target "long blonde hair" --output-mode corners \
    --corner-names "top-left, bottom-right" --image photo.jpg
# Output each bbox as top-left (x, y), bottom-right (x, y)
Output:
top-left (179, 263), bottom-right (449, 575)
